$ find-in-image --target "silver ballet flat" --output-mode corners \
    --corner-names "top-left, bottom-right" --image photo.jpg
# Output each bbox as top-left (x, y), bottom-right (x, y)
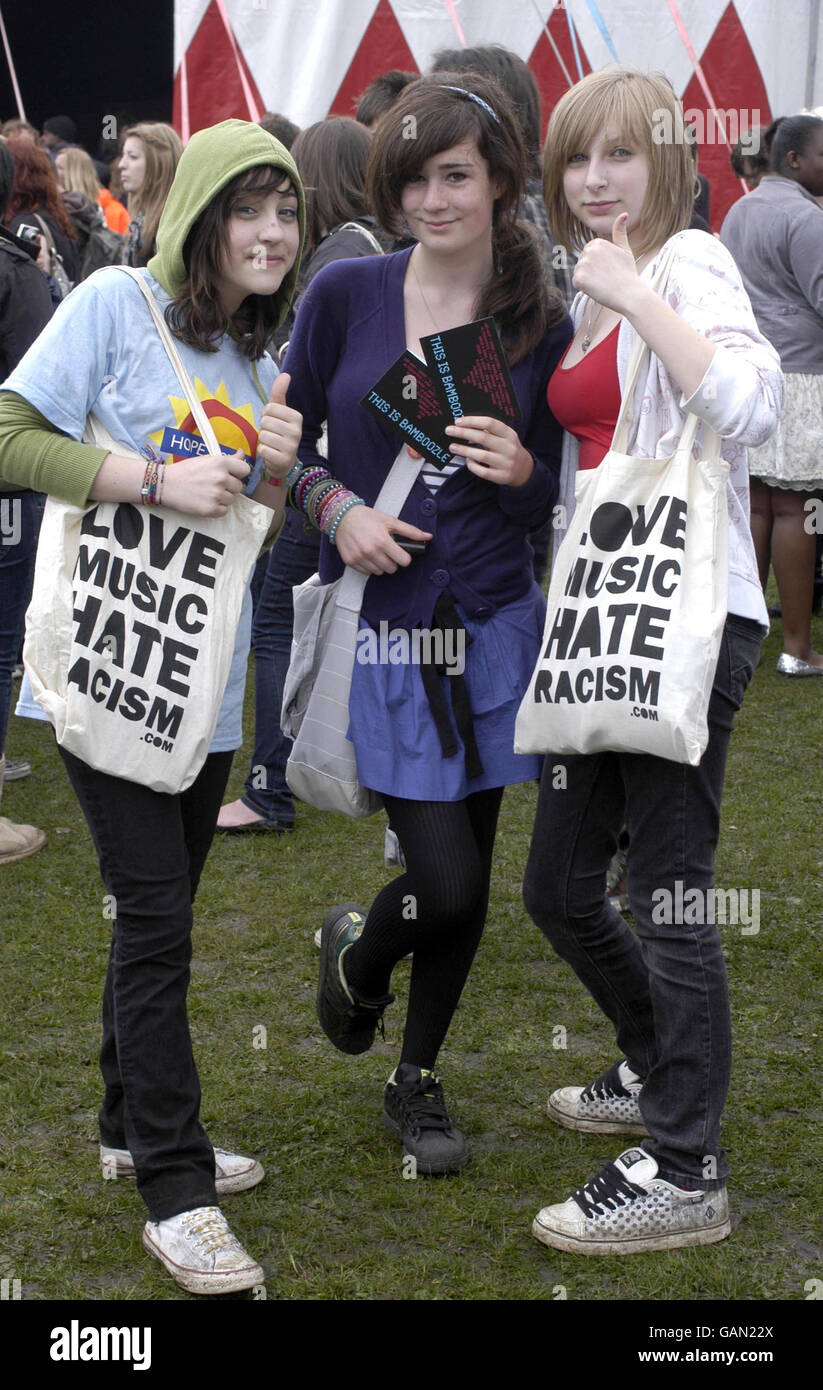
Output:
top-left (776, 653), bottom-right (823, 676)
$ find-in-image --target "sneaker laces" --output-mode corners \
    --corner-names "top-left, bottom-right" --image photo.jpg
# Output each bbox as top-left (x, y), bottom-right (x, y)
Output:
top-left (581, 1060), bottom-right (632, 1103)
top-left (180, 1207), bottom-right (237, 1254)
top-left (570, 1161), bottom-right (648, 1219)
top-left (393, 1074), bottom-right (452, 1134)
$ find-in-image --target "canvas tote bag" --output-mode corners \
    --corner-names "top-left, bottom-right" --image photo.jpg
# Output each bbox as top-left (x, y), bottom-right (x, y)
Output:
top-left (515, 302), bottom-right (729, 767)
top-left (281, 447), bottom-right (423, 817)
top-left (24, 267), bottom-right (271, 794)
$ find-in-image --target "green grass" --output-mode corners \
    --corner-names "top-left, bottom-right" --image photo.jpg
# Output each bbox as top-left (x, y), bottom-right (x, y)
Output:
top-left (1, 598), bottom-right (821, 1301)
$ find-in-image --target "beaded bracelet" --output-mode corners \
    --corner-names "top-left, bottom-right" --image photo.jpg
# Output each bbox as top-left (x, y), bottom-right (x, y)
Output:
top-left (294, 466), bottom-right (329, 514)
top-left (328, 495), bottom-right (365, 545)
top-left (306, 478), bottom-right (341, 514)
top-left (303, 485), bottom-right (333, 530)
top-left (307, 482), bottom-right (348, 531)
top-left (262, 457), bottom-right (304, 490)
top-left (314, 485), bottom-right (349, 530)
top-left (283, 460), bottom-right (304, 489)
top-left (140, 459), bottom-right (165, 506)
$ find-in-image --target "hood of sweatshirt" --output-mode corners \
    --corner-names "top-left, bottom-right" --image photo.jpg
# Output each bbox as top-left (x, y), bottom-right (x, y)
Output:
top-left (147, 118), bottom-right (305, 327)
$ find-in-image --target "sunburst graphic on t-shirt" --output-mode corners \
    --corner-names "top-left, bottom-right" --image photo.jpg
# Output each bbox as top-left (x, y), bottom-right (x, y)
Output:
top-left (148, 378), bottom-right (259, 464)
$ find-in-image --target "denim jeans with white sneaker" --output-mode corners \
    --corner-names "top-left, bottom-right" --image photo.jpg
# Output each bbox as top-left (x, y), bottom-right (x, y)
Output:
top-left (59, 746), bottom-right (233, 1221)
top-left (523, 615), bottom-right (763, 1189)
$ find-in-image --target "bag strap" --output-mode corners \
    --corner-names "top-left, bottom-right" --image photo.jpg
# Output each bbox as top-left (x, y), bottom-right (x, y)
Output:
top-left (609, 241), bottom-right (715, 463)
top-left (33, 213), bottom-right (56, 257)
top-left (336, 446), bottom-right (425, 611)
top-left (609, 242), bottom-right (722, 467)
top-left (333, 221), bottom-right (384, 255)
top-left (250, 360), bottom-right (270, 408)
top-left (106, 265), bottom-right (221, 455)
top-left (34, 213), bottom-right (68, 282)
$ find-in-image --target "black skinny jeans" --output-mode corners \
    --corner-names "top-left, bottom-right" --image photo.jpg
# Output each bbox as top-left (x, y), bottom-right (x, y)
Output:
top-left (523, 615), bottom-right (763, 1187)
top-left (60, 747), bottom-right (233, 1222)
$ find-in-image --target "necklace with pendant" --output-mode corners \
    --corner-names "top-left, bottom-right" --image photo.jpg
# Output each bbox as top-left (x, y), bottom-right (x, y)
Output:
top-left (580, 298), bottom-right (604, 353)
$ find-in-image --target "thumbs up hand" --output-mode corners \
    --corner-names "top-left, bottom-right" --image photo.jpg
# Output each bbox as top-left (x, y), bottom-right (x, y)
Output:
top-left (258, 370), bottom-right (303, 479)
top-left (610, 211), bottom-right (633, 253)
top-left (571, 211), bottom-right (642, 315)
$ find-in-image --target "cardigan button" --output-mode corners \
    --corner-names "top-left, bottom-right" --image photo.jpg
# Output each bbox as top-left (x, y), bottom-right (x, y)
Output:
top-left (431, 569), bottom-right (449, 587)
top-left (420, 497), bottom-right (437, 516)
top-left (474, 606), bottom-right (492, 618)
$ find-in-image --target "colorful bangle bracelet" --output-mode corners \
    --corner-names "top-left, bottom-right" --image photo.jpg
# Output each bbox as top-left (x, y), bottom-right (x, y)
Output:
top-left (309, 483), bottom-right (346, 529)
top-left (328, 496), bottom-right (365, 545)
top-left (314, 485), bottom-right (348, 527)
top-left (295, 467), bottom-right (329, 512)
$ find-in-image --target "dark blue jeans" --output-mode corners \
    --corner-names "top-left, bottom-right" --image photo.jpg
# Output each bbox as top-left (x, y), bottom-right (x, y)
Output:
top-left (0, 490), bottom-right (43, 757)
top-left (242, 508), bottom-right (320, 823)
top-left (59, 746), bottom-right (233, 1222)
top-left (523, 615), bottom-right (763, 1188)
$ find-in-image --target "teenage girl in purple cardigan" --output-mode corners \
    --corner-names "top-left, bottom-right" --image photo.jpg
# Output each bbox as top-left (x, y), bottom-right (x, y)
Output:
top-left (263, 75), bottom-right (571, 1174)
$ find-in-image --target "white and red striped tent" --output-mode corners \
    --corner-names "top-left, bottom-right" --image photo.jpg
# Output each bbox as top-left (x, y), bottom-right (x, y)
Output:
top-left (173, 0), bottom-right (822, 229)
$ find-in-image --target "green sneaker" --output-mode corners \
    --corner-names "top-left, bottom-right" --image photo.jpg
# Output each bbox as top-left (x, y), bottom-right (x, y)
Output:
top-left (316, 904), bottom-right (394, 1055)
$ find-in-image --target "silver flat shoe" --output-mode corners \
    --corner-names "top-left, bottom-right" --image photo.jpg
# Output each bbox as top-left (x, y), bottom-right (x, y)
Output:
top-left (776, 653), bottom-right (823, 676)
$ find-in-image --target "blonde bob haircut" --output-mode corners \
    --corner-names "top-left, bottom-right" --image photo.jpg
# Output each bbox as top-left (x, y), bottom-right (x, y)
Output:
top-left (543, 66), bottom-right (696, 257)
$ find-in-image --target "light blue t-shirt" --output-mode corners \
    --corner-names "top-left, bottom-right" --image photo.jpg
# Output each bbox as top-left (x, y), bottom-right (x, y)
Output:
top-left (6, 267), bottom-right (277, 752)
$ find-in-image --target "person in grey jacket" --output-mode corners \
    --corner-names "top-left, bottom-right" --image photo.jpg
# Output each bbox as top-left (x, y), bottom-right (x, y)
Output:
top-left (721, 114), bottom-right (823, 675)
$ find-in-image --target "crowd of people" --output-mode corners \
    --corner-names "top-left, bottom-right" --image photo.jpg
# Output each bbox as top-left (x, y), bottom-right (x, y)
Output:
top-left (0, 47), bottom-right (819, 1296)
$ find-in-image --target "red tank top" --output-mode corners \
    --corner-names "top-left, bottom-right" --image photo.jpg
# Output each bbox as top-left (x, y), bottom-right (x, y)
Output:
top-left (547, 324), bottom-right (621, 470)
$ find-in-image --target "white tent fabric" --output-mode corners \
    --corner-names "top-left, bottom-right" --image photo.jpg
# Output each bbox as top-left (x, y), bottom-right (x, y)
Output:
top-left (173, 0), bottom-right (821, 129)
top-left (172, 0), bottom-right (822, 230)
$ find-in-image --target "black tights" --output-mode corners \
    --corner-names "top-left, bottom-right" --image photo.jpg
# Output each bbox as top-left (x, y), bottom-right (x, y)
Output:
top-left (343, 787), bottom-right (504, 1071)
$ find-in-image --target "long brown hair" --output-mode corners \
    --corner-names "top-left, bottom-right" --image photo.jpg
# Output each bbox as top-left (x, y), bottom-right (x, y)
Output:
top-left (291, 117), bottom-right (372, 261)
top-left (367, 73), bottom-right (563, 364)
top-left (6, 142), bottom-right (76, 239)
top-left (164, 164), bottom-right (299, 360)
top-left (121, 122), bottom-right (183, 263)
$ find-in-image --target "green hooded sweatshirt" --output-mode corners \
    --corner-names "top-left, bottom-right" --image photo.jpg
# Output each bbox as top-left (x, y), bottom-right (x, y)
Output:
top-left (0, 119), bottom-right (306, 499)
top-left (148, 118), bottom-right (306, 329)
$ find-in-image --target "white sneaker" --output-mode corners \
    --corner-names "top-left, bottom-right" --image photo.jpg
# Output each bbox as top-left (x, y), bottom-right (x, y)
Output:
top-left (142, 1206), bottom-right (263, 1294)
top-left (0, 814), bottom-right (46, 865)
top-left (100, 1144), bottom-right (264, 1195)
top-left (547, 1058), bottom-right (647, 1135)
top-left (533, 1147), bottom-right (731, 1256)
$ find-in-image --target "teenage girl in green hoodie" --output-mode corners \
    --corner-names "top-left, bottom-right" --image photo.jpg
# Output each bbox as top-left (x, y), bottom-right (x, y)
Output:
top-left (0, 120), bottom-right (308, 1295)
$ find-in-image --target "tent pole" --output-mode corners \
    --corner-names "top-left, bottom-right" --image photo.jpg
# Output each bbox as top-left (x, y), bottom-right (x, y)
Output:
top-left (0, 2), bottom-right (26, 121)
top-left (806, 0), bottom-right (820, 108)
